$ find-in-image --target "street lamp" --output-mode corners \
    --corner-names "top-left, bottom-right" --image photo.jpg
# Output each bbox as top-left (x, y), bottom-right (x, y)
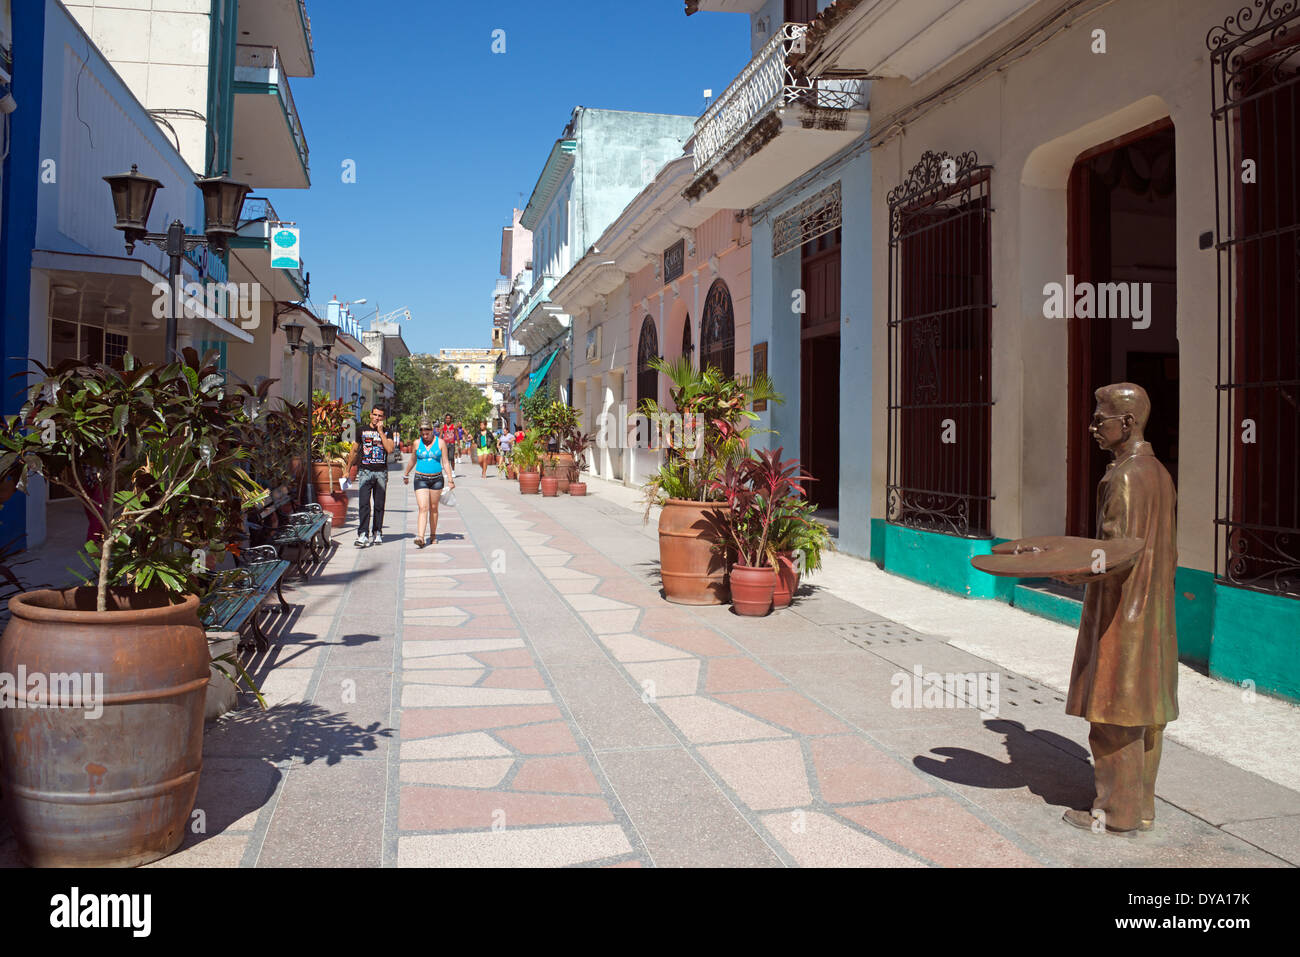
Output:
top-left (282, 320), bottom-right (339, 504)
top-left (102, 165), bottom-right (251, 359)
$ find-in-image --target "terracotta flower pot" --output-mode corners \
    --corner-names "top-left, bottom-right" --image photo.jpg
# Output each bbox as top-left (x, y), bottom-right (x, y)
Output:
top-left (657, 499), bottom-right (729, 605)
top-left (318, 490), bottom-right (347, 528)
top-left (568, 481), bottom-right (587, 496)
top-left (540, 475), bottom-right (559, 497)
top-left (773, 551), bottom-right (800, 609)
top-left (544, 452), bottom-right (575, 493)
top-left (730, 563), bottom-right (776, 617)
top-left (519, 470), bottom-right (541, 495)
top-left (0, 588), bottom-right (209, 866)
top-left (311, 461), bottom-right (344, 494)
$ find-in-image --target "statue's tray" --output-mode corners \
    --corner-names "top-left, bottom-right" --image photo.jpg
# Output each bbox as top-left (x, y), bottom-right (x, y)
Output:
top-left (970, 536), bottom-right (1144, 580)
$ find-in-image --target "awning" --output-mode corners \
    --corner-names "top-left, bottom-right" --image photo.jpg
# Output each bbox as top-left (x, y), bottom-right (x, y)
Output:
top-left (523, 349), bottom-right (561, 399)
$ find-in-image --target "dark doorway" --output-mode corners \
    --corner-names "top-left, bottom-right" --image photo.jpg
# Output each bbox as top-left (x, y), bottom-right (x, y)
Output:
top-left (1067, 120), bottom-right (1178, 537)
top-left (801, 227), bottom-right (841, 509)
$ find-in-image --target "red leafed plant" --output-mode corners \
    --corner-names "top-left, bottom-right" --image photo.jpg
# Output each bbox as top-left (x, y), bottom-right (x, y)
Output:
top-left (704, 447), bottom-right (813, 569)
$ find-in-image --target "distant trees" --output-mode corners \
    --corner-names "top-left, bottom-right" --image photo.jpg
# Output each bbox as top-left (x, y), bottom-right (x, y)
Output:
top-left (392, 355), bottom-right (488, 437)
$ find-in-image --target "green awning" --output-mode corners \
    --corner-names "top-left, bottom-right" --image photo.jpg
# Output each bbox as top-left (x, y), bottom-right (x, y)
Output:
top-left (523, 349), bottom-right (560, 399)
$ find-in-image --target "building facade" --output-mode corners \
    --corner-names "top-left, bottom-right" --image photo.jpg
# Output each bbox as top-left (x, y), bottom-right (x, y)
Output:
top-left (796, 0), bottom-right (1299, 699)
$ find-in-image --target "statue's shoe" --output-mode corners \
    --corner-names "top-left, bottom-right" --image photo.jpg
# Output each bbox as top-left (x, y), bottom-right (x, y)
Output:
top-left (1139, 819), bottom-right (1154, 831)
top-left (1062, 808), bottom-right (1139, 837)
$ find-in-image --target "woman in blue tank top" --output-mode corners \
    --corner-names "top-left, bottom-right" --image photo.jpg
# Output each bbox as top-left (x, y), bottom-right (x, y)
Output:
top-left (403, 417), bottom-right (454, 547)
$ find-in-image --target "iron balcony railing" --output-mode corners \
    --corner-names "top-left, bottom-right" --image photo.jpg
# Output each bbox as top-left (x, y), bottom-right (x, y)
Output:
top-left (514, 274), bottom-right (556, 335)
top-left (235, 44), bottom-right (311, 176)
top-left (693, 22), bottom-right (867, 174)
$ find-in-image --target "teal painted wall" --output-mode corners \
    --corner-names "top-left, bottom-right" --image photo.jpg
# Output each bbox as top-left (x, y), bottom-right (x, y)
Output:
top-left (1174, 566), bottom-right (1215, 665)
top-left (1211, 585), bottom-right (1300, 701)
top-left (881, 524), bottom-right (1013, 600)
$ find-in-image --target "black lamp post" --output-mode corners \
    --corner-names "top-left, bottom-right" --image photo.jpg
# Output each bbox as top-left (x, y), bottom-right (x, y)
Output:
top-left (103, 165), bottom-right (251, 359)
top-left (282, 320), bottom-right (339, 504)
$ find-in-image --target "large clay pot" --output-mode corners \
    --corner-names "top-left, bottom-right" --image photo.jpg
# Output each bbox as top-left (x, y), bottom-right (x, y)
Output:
top-left (544, 452), bottom-right (575, 493)
top-left (1, 588), bottom-right (209, 867)
top-left (540, 475), bottom-right (559, 497)
top-left (773, 551), bottom-right (800, 609)
top-left (519, 470), bottom-right (541, 495)
top-left (312, 460), bottom-right (344, 494)
top-left (730, 564), bottom-right (776, 617)
top-left (658, 499), bottom-right (729, 605)
top-left (568, 481), bottom-right (587, 497)
top-left (318, 490), bottom-right (347, 527)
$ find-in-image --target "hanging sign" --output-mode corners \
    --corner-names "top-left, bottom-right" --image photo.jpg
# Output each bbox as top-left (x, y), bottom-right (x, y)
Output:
top-left (271, 227), bottom-right (301, 268)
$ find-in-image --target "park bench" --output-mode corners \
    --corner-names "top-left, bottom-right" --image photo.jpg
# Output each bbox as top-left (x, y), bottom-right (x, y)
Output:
top-left (199, 546), bottom-right (291, 654)
top-left (266, 504), bottom-right (332, 576)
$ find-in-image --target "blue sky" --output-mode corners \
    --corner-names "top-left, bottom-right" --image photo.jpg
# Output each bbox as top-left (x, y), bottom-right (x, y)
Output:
top-left (261, 1), bottom-right (752, 356)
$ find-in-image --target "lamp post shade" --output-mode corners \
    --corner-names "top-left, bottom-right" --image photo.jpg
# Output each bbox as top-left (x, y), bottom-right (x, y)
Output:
top-left (196, 172), bottom-right (252, 248)
top-left (103, 165), bottom-right (163, 253)
top-left (282, 321), bottom-right (305, 350)
top-left (319, 322), bottom-right (339, 352)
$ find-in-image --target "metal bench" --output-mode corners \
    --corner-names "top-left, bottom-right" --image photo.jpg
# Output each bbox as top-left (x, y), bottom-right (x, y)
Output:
top-left (267, 504), bottom-right (332, 576)
top-left (199, 549), bottom-right (291, 653)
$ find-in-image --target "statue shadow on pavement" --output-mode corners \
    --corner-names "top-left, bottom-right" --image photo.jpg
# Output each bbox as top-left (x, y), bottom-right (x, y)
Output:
top-left (911, 719), bottom-right (1094, 810)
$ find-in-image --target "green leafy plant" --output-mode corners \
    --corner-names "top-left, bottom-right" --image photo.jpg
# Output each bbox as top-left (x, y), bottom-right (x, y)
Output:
top-left (0, 350), bottom-right (267, 611)
top-left (512, 428), bottom-right (544, 472)
top-left (311, 390), bottom-right (354, 463)
top-left (639, 356), bottom-right (782, 520)
top-left (767, 496), bottom-right (833, 575)
top-left (518, 384), bottom-right (556, 427)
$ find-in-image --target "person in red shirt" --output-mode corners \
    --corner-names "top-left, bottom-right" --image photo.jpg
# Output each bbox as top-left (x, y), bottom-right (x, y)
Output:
top-left (440, 414), bottom-right (458, 467)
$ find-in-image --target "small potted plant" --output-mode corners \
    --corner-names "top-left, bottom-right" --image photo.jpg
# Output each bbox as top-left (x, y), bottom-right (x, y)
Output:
top-left (705, 448), bottom-right (811, 617)
top-left (766, 496), bottom-right (832, 607)
top-left (310, 391), bottom-right (353, 525)
top-left (565, 429), bottom-right (592, 496)
top-left (513, 428), bottom-right (543, 495)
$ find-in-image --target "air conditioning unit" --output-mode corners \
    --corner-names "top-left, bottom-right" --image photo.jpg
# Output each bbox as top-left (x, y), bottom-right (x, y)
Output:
top-left (585, 327), bottom-right (601, 361)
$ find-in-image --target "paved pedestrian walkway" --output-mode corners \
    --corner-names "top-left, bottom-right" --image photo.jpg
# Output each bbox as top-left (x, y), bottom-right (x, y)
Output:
top-left (2, 464), bottom-right (1295, 867)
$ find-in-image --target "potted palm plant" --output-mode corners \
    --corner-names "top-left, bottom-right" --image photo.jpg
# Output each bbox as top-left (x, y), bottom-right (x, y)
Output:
top-left (0, 349), bottom-right (266, 866)
top-left (310, 391), bottom-right (353, 526)
top-left (513, 428), bottom-right (543, 494)
top-left (640, 357), bottom-right (781, 604)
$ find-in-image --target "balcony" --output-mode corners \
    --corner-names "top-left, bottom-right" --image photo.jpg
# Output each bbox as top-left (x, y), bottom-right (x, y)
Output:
top-left (232, 44), bottom-right (311, 189)
top-left (512, 274), bottom-right (569, 353)
top-left (236, 0), bottom-right (315, 77)
top-left (684, 23), bottom-right (868, 209)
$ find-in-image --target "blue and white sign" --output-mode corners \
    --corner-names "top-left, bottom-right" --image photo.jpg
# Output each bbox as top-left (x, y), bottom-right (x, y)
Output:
top-left (271, 227), bottom-right (301, 269)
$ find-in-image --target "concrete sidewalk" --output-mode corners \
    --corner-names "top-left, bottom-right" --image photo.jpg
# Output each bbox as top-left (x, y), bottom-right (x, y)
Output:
top-left (2, 464), bottom-right (1294, 867)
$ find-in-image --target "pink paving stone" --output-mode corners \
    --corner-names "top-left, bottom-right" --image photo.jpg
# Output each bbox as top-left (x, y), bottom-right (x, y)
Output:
top-left (480, 667), bottom-right (548, 690)
top-left (810, 736), bottom-right (933, 803)
top-left (605, 861), bottom-right (643, 868)
top-left (704, 657), bottom-right (788, 693)
top-left (495, 721), bottom-right (579, 755)
top-left (473, 649), bottom-right (535, 668)
top-left (637, 607), bottom-right (698, 631)
top-left (465, 614), bottom-right (518, 630)
top-left (642, 627), bottom-right (740, 657)
top-left (714, 690), bottom-right (851, 735)
top-left (836, 797), bottom-right (1042, 868)
top-left (406, 598), bottom-right (509, 613)
top-left (399, 787), bottom-right (613, 830)
top-left (401, 705), bottom-right (562, 738)
top-left (512, 755), bottom-right (602, 794)
top-left (403, 626), bottom-right (520, 641)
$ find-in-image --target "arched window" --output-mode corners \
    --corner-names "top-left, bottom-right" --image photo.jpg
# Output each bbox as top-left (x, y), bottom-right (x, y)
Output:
top-left (637, 315), bottom-right (659, 410)
top-left (700, 279), bottom-right (735, 379)
top-left (680, 312), bottom-right (694, 368)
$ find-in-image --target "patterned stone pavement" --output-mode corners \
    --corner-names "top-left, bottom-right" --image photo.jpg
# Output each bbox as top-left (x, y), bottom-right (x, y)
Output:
top-left (3, 462), bottom-right (1295, 868)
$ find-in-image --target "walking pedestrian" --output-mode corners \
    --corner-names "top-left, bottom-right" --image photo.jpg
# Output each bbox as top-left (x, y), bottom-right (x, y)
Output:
top-left (440, 414), bottom-right (458, 468)
top-left (404, 417), bottom-right (454, 547)
top-left (476, 420), bottom-right (496, 478)
top-left (497, 427), bottom-right (515, 479)
top-left (456, 422), bottom-right (466, 463)
top-left (349, 406), bottom-right (394, 547)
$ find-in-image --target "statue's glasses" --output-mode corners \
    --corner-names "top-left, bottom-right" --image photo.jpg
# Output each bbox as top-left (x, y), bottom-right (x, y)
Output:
top-left (1089, 412), bottom-right (1130, 430)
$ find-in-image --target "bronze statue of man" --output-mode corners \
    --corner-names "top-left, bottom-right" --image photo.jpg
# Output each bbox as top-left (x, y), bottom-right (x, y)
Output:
top-left (1060, 382), bottom-right (1179, 836)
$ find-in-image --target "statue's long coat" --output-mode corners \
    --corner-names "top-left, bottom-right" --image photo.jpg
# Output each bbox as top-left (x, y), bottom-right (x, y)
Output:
top-left (1067, 441), bottom-right (1180, 726)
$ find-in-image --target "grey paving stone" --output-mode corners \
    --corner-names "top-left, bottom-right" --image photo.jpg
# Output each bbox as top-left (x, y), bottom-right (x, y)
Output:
top-left (598, 748), bottom-right (783, 867)
top-left (546, 663), bottom-right (681, 751)
top-left (259, 757), bottom-right (387, 866)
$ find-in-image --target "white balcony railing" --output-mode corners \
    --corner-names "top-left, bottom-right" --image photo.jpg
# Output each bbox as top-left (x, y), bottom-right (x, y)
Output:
top-left (693, 22), bottom-right (867, 173)
top-left (236, 44), bottom-right (310, 175)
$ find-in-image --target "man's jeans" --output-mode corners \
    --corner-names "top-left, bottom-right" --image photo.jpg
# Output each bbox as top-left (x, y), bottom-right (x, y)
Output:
top-left (357, 467), bottom-right (388, 536)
